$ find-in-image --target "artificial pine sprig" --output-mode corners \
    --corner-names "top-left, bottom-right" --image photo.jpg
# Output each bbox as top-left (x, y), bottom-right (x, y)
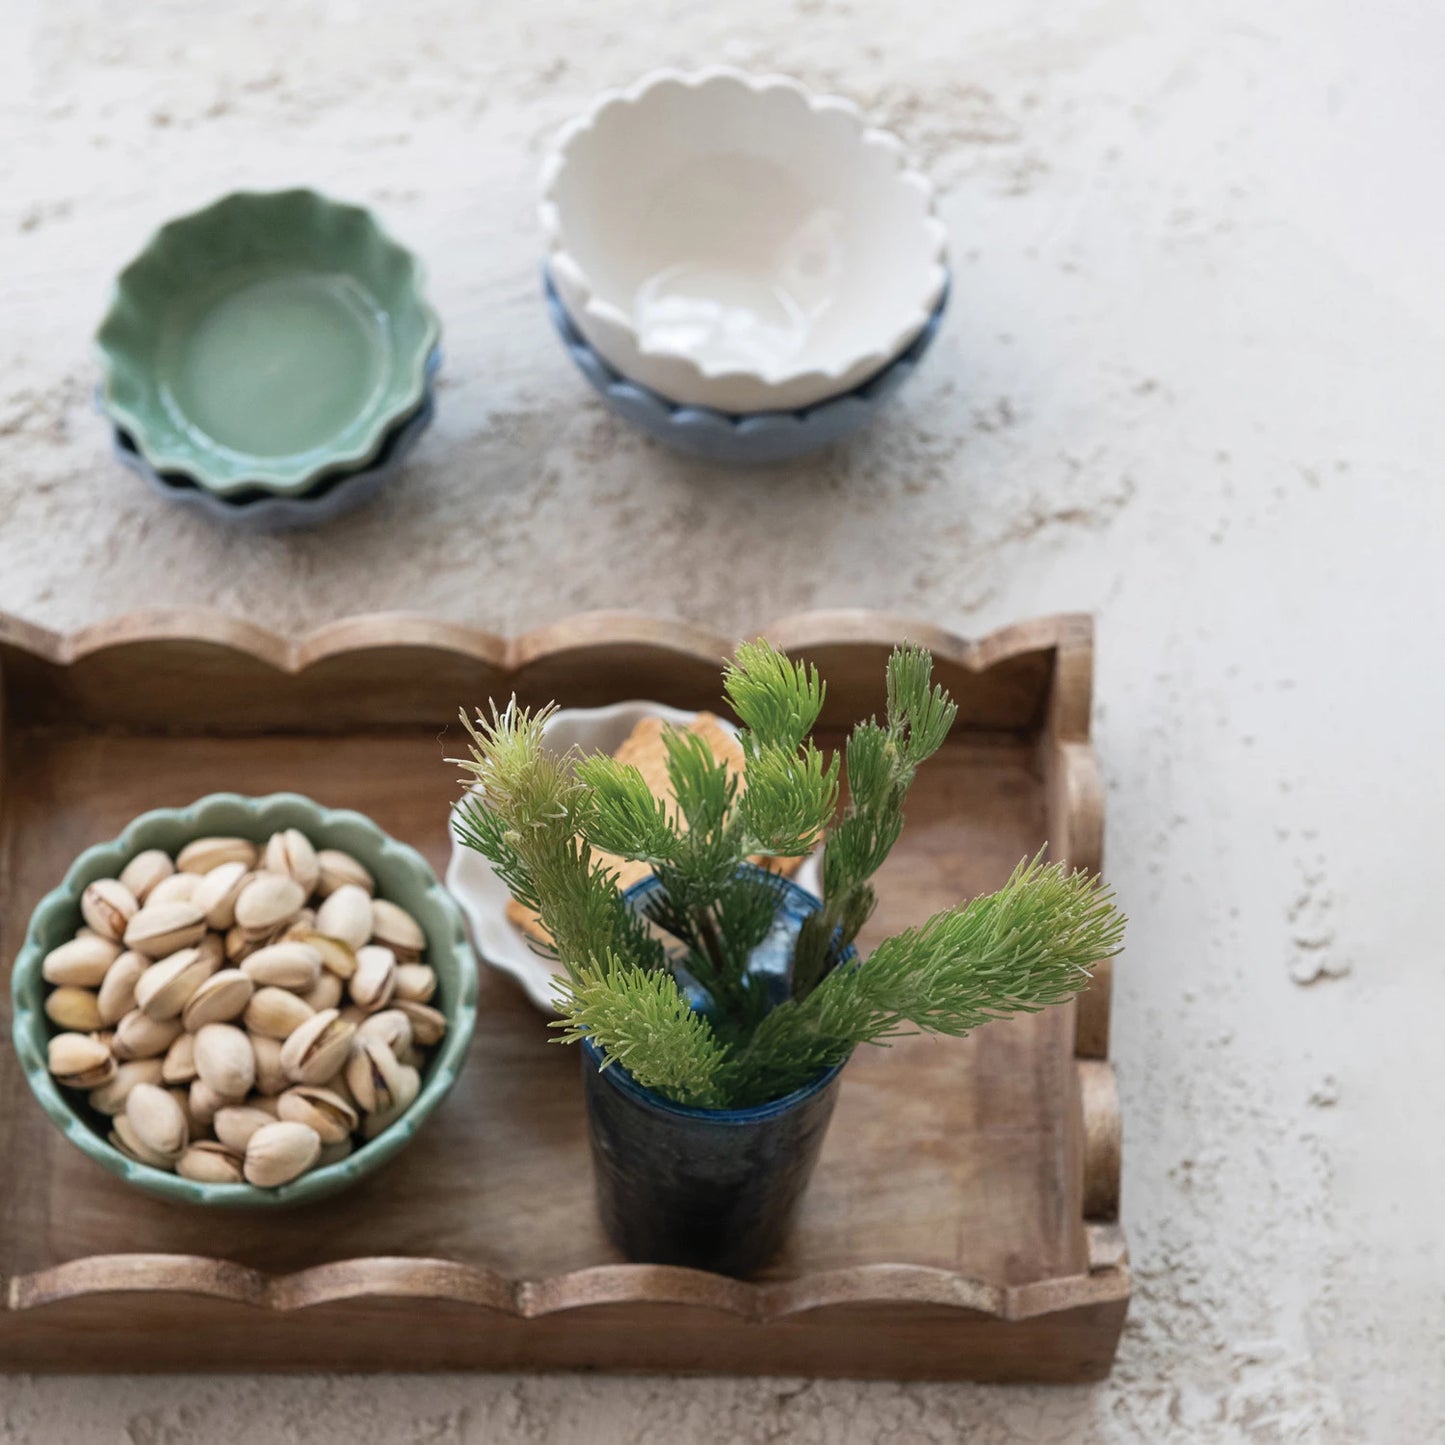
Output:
top-left (452, 642), bottom-right (1126, 1111)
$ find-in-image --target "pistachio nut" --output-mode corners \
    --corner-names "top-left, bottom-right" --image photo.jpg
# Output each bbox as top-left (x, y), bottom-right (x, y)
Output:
top-left (150, 873), bottom-right (201, 908)
top-left (299, 930), bottom-right (358, 981)
top-left (345, 1036), bottom-right (404, 1115)
top-left (90, 1058), bottom-right (165, 1115)
top-left (176, 836), bottom-right (258, 875)
top-left (170, 1084), bottom-right (203, 1140)
top-left (124, 900), bottom-right (207, 959)
top-left (162, 1030), bottom-right (198, 1085)
top-left (279, 1008), bottom-right (356, 1087)
top-left (357, 1008), bottom-right (413, 1056)
top-left (315, 849), bottom-right (374, 898)
top-left (241, 941), bottom-right (322, 991)
top-left (42, 934), bottom-right (121, 987)
top-left (296, 970), bottom-right (341, 1012)
top-left (362, 1063), bottom-right (421, 1139)
top-left (213, 1104), bottom-right (280, 1153)
top-left (394, 964), bottom-right (437, 1004)
top-left (96, 949), bottom-right (149, 1025)
top-left (249, 1032), bottom-right (288, 1096)
top-left (243, 986), bottom-right (314, 1040)
top-left (119, 848), bottom-right (175, 903)
top-left (234, 872), bottom-right (306, 937)
top-left (188, 1077), bottom-right (227, 1126)
top-left (370, 899), bottom-right (426, 956)
top-left (394, 999), bottom-right (447, 1047)
top-left (134, 946), bottom-right (216, 1020)
top-left (243, 1120), bottom-right (322, 1187)
top-left (81, 879), bottom-right (139, 942)
top-left (314, 885), bottom-right (372, 950)
top-left (277, 1085), bottom-right (358, 1144)
top-left (47, 1032), bottom-right (117, 1089)
top-left (193, 1022), bottom-right (255, 1099)
top-left (112, 1008), bottom-right (184, 1061)
top-left (111, 1113), bottom-right (175, 1170)
top-left (263, 829), bottom-right (320, 895)
top-left (191, 860), bottom-right (251, 930)
top-left (349, 944), bottom-right (396, 1013)
top-left (224, 923), bottom-right (258, 962)
top-left (177, 1141), bottom-right (245, 1184)
top-left (125, 1082), bottom-right (188, 1159)
top-left (182, 968), bottom-right (254, 1031)
top-left (44, 985), bottom-right (103, 1032)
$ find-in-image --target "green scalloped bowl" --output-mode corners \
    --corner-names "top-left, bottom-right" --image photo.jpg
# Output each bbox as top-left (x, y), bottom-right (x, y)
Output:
top-left (10, 793), bottom-right (478, 1208)
top-left (96, 190), bottom-right (440, 497)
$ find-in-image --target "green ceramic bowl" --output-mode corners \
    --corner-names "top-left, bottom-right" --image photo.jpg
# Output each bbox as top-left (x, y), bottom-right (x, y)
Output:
top-left (10, 793), bottom-right (478, 1208)
top-left (96, 189), bottom-right (440, 497)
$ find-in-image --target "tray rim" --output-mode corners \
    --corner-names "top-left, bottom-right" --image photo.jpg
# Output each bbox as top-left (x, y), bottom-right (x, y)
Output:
top-left (0, 606), bottom-right (1126, 1369)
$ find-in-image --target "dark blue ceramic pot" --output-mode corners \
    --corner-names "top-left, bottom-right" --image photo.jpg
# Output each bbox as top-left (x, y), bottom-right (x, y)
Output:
top-left (581, 869), bottom-right (847, 1276)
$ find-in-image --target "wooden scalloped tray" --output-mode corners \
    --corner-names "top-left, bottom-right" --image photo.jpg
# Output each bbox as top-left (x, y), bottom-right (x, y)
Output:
top-left (0, 609), bottom-right (1127, 1380)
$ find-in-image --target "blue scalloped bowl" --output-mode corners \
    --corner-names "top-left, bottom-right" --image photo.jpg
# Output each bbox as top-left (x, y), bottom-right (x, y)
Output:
top-left (10, 793), bottom-right (478, 1208)
top-left (544, 268), bottom-right (947, 464)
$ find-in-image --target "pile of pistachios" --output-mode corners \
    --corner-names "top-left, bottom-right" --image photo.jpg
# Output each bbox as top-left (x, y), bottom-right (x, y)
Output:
top-left (41, 830), bottom-right (447, 1188)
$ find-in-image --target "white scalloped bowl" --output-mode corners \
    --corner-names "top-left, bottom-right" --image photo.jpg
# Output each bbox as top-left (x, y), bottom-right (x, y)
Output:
top-left (540, 68), bottom-right (948, 414)
top-left (447, 702), bottom-right (821, 1015)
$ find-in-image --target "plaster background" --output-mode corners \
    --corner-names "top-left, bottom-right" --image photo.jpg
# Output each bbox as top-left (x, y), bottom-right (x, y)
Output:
top-left (1, 0), bottom-right (1440, 1439)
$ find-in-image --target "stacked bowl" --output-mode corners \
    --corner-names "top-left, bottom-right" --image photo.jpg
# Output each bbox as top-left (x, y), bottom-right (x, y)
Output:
top-left (97, 190), bottom-right (440, 531)
top-left (539, 68), bottom-right (949, 463)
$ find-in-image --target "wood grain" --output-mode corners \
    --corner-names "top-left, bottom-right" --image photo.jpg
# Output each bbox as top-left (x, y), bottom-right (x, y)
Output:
top-left (0, 608), bottom-right (1126, 1378)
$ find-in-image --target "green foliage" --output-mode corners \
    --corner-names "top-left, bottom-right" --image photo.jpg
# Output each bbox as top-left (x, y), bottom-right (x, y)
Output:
top-left (453, 644), bottom-right (1127, 1111)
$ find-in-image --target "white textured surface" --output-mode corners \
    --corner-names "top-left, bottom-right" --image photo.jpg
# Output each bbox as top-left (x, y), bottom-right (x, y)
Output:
top-left (1, 1), bottom-right (1440, 1440)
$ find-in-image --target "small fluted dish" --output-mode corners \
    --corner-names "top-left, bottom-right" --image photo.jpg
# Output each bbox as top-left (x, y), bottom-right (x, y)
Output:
top-left (545, 268), bottom-right (947, 464)
top-left (446, 702), bottom-right (821, 1015)
top-left (110, 350), bottom-right (441, 533)
top-left (97, 189), bottom-right (440, 498)
top-left (10, 792), bottom-right (478, 1208)
top-left (541, 67), bottom-right (947, 414)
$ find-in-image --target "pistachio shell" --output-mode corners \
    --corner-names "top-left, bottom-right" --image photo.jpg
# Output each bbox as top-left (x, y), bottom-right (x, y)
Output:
top-left (119, 849), bottom-right (175, 903)
top-left (234, 873), bottom-right (306, 936)
top-left (81, 879), bottom-right (139, 942)
top-left (213, 1104), bottom-right (280, 1153)
top-left (249, 1032), bottom-right (288, 1096)
top-left (393, 964), bottom-right (437, 1003)
top-left (176, 836), bottom-right (258, 875)
top-left (147, 872), bottom-right (201, 907)
top-left (176, 1141), bottom-right (245, 1184)
top-left (299, 931), bottom-right (359, 980)
top-left (349, 945), bottom-right (397, 1013)
top-left (124, 901), bottom-right (207, 959)
top-left (315, 849), bottom-right (374, 898)
top-left (191, 861), bottom-right (251, 930)
top-left (188, 1077), bottom-right (227, 1126)
top-left (264, 829), bottom-right (320, 894)
top-left (90, 1058), bottom-right (165, 1115)
top-left (112, 1009), bottom-right (184, 1061)
top-left (42, 935), bottom-right (121, 988)
top-left (44, 985), bottom-right (103, 1032)
top-left (162, 1030), bottom-right (198, 1084)
top-left (279, 1008), bottom-right (356, 1087)
top-left (111, 1113), bottom-right (174, 1170)
top-left (314, 886), bottom-right (372, 950)
top-left (277, 1085), bottom-right (358, 1144)
top-left (299, 970), bottom-right (344, 1011)
top-left (345, 1036), bottom-right (403, 1114)
top-left (370, 899), bottom-right (426, 955)
top-left (96, 950), bottom-right (149, 1025)
top-left (244, 1121), bottom-right (322, 1187)
top-left (126, 1082), bottom-right (188, 1159)
top-left (362, 1063), bottom-right (421, 1139)
top-left (241, 942), bottom-right (322, 990)
top-left (134, 946), bottom-right (217, 1020)
top-left (47, 1032), bottom-right (117, 1089)
top-left (224, 923), bottom-right (258, 962)
top-left (317, 1137), bottom-right (354, 1167)
top-left (394, 999), bottom-right (447, 1047)
top-left (182, 968), bottom-right (254, 1031)
top-left (357, 1008), bottom-right (412, 1055)
top-left (193, 1022), bottom-right (255, 1099)
top-left (244, 986), bottom-right (315, 1040)
top-left (251, 1092), bottom-right (281, 1117)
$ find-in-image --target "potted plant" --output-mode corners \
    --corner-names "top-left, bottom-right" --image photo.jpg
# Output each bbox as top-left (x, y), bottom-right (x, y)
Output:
top-left (453, 642), bottom-right (1125, 1275)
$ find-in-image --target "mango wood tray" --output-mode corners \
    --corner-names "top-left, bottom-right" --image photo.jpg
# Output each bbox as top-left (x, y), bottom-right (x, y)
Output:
top-left (0, 609), bottom-right (1127, 1380)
